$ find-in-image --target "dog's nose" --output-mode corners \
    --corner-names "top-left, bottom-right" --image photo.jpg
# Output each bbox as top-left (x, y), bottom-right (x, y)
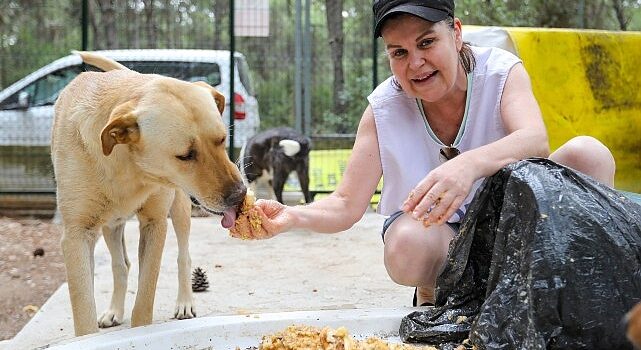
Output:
top-left (225, 182), bottom-right (247, 208)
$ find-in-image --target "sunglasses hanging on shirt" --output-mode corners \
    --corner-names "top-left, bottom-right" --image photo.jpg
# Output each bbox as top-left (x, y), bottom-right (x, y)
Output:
top-left (439, 146), bottom-right (460, 162)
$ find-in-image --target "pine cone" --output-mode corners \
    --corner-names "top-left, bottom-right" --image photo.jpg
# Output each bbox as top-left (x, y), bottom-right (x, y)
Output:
top-left (191, 267), bottom-right (209, 292)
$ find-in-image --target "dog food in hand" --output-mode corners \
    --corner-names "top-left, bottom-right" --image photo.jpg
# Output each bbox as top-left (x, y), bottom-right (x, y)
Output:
top-left (230, 189), bottom-right (266, 239)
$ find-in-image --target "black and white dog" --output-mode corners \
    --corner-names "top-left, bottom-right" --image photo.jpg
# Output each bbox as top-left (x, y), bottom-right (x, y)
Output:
top-left (239, 127), bottom-right (312, 204)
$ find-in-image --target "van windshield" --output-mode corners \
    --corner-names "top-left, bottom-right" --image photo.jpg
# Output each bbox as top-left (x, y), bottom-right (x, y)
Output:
top-left (120, 61), bottom-right (221, 87)
top-left (235, 57), bottom-right (255, 96)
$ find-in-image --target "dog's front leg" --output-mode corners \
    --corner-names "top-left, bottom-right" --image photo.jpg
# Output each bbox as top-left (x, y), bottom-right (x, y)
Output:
top-left (61, 227), bottom-right (100, 336)
top-left (170, 190), bottom-right (195, 319)
top-left (131, 214), bottom-right (168, 327)
top-left (98, 220), bottom-right (129, 328)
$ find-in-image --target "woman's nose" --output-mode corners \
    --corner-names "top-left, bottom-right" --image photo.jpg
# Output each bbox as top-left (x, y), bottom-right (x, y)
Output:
top-left (408, 50), bottom-right (425, 70)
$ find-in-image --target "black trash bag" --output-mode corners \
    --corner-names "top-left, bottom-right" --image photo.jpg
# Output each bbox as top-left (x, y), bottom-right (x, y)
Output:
top-left (400, 158), bottom-right (641, 349)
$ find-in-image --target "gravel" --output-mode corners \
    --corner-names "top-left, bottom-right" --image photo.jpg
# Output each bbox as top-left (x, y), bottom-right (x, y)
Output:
top-left (0, 217), bottom-right (66, 341)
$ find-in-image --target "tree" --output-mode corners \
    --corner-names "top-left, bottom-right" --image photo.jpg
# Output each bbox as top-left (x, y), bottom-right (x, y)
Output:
top-left (143, 0), bottom-right (157, 48)
top-left (612, 0), bottom-right (630, 30)
top-left (325, 0), bottom-right (347, 118)
top-left (95, 0), bottom-right (119, 49)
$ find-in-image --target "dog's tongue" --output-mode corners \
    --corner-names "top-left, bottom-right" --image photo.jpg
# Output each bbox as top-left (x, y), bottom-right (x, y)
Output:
top-left (221, 208), bottom-right (237, 229)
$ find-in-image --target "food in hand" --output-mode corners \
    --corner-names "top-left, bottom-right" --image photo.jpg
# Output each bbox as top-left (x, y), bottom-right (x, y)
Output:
top-left (230, 189), bottom-right (266, 239)
top-left (258, 325), bottom-right (437, 350)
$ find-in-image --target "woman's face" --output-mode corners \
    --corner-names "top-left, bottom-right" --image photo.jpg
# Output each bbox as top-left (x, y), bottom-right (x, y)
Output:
top-left (381, 14), bottom-right (463, 102)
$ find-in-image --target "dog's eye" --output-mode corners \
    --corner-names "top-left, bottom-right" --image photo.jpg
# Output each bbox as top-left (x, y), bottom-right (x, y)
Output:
top-left (216, 136), bottom-right (226, 146)
top-left (176, 149), bottom-right (196, 161)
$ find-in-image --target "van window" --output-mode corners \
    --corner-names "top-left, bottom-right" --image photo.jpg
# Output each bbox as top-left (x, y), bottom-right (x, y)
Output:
top-left (0, 66), bottom-right (83, 110)
top-left (235, 57), bottom-right (256, 96)
top-left (121, 61), bottom-right (221, 87)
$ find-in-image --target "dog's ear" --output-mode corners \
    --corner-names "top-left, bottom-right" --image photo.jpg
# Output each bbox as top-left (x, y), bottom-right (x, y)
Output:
top-left (192, 81), bottom-right (225, 114)
top-left (100, 100), bottom-right (140, 156)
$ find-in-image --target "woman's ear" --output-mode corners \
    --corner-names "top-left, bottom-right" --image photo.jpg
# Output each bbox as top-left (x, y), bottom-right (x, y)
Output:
top-left (453, 17), bottom-right (463, 52)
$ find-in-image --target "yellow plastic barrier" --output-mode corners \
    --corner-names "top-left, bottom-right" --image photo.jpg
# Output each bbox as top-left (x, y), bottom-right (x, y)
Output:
top-left (504, 27), bottom-right (641, 192)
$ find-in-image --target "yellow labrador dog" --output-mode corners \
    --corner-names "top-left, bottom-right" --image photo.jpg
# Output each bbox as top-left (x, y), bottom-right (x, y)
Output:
top-left (52, 51), bottom-right (245, 336)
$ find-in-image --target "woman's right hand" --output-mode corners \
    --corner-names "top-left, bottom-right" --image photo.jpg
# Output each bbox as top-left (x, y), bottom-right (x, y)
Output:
top-left (229, 199), bottom-right (295, 240)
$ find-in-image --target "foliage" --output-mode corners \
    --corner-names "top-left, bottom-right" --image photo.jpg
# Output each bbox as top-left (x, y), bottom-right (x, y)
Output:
top-left (1, 0), bottom-right (640, 135)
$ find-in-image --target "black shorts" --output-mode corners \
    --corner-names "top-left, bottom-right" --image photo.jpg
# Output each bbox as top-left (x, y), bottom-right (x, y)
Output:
top-left (381, 210), bottom-right (460, 242)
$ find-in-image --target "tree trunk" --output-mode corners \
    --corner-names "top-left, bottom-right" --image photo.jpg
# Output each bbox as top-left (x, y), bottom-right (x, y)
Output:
top-left (95, 0), bottom-right (118, 49)
top-left (124, 0), bottom-right (132, 48)
top-left (89, 0), bottom-right (101, 50)
top-left (165, 0), bottom-right (173, 48)
top-left (325, 0), bottom-right (347, 117)
top-left (611, 0), bottom-right (628, 30)
top-left (213, 0), bottom-right (227, 49)
top-left (144, 0), bottom-right (157, 48)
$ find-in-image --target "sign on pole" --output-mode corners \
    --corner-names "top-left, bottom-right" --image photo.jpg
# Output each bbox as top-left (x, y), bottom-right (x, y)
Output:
top-left (234, 0), bottom-right (270, 37)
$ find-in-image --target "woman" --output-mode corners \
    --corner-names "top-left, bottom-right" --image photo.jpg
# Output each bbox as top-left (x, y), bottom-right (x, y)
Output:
top-left (229, 0), bottom-right (616, 306)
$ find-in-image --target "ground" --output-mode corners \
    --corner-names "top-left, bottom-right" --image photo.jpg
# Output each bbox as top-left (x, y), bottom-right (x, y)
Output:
top-left (0, 217), bottom-right (66, 341)
top-left (0, 205), bottom-right (250, 342)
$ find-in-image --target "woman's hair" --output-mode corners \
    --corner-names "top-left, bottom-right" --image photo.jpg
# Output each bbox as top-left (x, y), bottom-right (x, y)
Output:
top-left (390, 16), bottom-right (476, 91)
top-left (444, 17), bottom-right (476, 74)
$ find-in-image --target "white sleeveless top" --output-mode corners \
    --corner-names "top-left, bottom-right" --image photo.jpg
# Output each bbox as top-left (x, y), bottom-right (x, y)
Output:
top-left (368, 46), bottom-right (521, 222)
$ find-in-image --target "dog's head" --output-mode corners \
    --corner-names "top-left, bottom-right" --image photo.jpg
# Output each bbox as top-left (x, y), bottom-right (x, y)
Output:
top-left (99, 77), bottom-right (245, 222)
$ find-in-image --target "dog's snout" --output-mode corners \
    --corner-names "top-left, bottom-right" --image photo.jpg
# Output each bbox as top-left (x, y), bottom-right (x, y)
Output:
top-left (225, 182), bottom-right (247, 208)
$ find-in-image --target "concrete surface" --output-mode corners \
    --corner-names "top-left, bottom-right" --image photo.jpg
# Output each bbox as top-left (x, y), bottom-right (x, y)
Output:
top-left (4, 211), bottom-right (411, 350)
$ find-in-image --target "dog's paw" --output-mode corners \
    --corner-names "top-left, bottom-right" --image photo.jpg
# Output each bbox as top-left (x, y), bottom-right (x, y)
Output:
top-left (174, 302), bottom-right (196, 319)
top-left (98, 309), bottom-right (124, 328)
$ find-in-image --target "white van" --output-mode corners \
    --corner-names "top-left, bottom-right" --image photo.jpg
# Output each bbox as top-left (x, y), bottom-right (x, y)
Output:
top-left (0, 49), bottom-right (260, 192)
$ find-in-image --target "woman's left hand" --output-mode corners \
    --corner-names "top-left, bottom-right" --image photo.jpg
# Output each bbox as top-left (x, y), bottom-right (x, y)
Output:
top-left (401, 155), bottom-right (477, 226)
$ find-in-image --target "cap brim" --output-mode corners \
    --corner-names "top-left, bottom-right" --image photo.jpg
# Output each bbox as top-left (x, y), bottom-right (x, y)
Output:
top-left (375, 4), bottom-right (449, 37)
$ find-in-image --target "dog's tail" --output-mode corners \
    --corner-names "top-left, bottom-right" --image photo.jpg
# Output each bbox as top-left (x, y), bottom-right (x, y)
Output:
top-left (72, 50), bottom-right (130, 72)
top-left (279, 139), bottom-right (301, 157)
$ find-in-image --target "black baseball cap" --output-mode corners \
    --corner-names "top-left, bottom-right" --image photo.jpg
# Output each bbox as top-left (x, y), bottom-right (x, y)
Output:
top-left (373, 0), bottom-right (455, 37)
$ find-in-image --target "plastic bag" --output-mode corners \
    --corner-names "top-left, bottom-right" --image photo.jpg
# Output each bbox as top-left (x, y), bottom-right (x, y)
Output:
top-left (400, 159), bottom-right (641, 349)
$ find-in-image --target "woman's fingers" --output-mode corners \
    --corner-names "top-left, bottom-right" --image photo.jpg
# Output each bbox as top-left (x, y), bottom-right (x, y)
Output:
top-left (423, 195), bottom-right (464, 227)
top-left (401, 177), bottom-right (436, 213)
top-left (436, 196), bottom-right (465, 225)
top-left (418, 189), bottom-right (453, 225)
top-left (412, 184), bottom-right (447, 220)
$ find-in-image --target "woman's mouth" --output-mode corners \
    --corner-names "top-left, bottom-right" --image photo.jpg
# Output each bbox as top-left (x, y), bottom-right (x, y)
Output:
top-left (412, 71), bottom-right (437, 83)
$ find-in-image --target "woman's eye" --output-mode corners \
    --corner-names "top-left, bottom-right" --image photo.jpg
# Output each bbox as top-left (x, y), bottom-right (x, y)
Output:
top-left (419, 38), bottom-right (434, 48)
top-left (176, 149), bottom-right (196, 161)
top-left (391, 49), bottom-right (407, 58)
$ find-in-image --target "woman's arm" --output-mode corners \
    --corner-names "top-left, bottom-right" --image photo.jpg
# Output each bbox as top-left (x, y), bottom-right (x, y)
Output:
top-left (233, 105), bottom-right (383, 238)
top-left (466, 62), bottom-right (550, 176)
top-left (403, 63), bottom-right (549, 225)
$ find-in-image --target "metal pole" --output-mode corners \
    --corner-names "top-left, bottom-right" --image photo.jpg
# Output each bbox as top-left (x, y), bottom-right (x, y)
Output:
top-left (294, 0), bottom-right (303, 133)
top-left (303, 0), bottom-right (312, 136)
top-left (82, 0), bottom-right (88, 50)
top-left (229, 0), bottom-right (236, 160)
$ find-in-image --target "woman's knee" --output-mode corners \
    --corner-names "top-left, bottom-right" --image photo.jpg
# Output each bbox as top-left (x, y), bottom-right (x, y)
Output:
top-left (383, 217), bottom-right (452, 286)
top-left (549, 136), bottom-right (615, 186)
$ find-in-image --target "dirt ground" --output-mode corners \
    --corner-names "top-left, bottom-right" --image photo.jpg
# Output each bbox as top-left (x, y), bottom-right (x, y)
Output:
top-left (0, 216), bottom-right (66, 341)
